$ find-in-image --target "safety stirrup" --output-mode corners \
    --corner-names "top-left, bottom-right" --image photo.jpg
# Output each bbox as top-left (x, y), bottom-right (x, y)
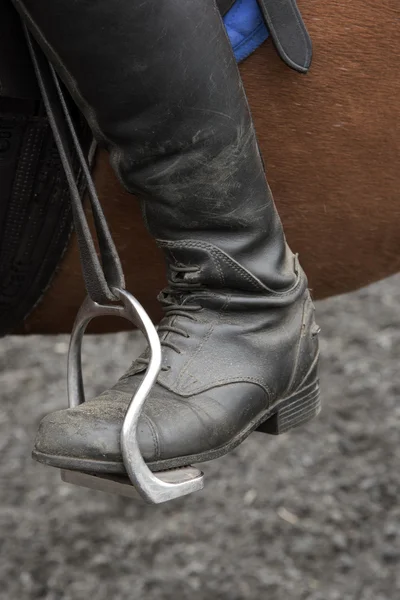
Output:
top-left (24, 27), bottom-right (204, 504)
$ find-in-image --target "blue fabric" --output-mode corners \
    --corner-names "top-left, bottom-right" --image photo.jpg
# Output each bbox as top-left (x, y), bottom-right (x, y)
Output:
top-left (223, 0), bottom-right (269, 63)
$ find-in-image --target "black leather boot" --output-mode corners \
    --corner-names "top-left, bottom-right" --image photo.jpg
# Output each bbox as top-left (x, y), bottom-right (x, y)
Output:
top-left (13, 0), bottom-right (320, 473)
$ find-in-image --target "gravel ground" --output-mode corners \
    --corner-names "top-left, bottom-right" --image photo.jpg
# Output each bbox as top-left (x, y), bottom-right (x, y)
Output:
top-left (1, 275), bottom-right (399, 600)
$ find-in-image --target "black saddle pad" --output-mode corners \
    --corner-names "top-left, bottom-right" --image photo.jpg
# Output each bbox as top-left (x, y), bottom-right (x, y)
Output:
top-left (0, 0), bottom-right (91, 336)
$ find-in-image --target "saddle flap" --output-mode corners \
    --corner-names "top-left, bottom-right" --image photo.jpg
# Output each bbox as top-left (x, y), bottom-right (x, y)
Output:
top-left (257, 0), bottom-right (312, 73)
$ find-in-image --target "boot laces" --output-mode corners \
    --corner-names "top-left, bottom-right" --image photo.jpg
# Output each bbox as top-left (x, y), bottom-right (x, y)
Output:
top-left (136, 264), bottom-right (202, 371)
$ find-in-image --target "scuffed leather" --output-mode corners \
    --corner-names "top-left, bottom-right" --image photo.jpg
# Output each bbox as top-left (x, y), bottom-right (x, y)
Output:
top-left (34, 287), bottom-right (319, 467)
top-left (13, 0), bottom-right (294, 293)
top-left (13, 0), bottom-right (320, 469)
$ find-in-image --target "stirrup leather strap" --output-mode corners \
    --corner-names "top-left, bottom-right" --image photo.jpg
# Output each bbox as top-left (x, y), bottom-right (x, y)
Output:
top-left (257, 0), bottom-right (312, 73)
top-left (24, 28), bottom-right (125, 305)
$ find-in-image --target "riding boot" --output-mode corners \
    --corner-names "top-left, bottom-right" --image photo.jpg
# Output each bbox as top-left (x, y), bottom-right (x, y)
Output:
top-left (12, 0), bottom-right (321, 473)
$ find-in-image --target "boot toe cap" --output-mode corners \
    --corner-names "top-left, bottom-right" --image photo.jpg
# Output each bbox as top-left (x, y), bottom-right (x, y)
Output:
top-left (33, 381), bottom-right (267, 472)
top-left (33, 390), bottom-right (158, 470)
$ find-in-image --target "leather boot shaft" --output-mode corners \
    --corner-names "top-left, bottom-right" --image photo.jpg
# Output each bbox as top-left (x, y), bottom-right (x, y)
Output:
top-left (12, 0), bottom-right (299, 296)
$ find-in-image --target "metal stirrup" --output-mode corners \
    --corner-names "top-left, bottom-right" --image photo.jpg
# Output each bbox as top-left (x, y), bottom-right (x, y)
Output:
top-left (24, 27), bottom-right (204, 503)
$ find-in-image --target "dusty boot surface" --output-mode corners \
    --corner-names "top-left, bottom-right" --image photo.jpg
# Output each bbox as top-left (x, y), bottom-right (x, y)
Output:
top-left (12, 0), bottom-right (321, 473)
top-left (33, 271), bottom-right (320, 473)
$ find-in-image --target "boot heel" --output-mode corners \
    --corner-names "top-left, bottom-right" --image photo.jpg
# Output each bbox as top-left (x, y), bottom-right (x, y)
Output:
top-left (257, 378), bottom-right (321, 435)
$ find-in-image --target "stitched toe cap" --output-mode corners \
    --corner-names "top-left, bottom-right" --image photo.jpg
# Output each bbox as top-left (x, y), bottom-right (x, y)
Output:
top-left (33, 389), bottom-right (158, 467)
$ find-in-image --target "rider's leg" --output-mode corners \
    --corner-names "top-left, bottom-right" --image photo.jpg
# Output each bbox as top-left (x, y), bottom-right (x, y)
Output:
top-left (12, 0), bottom-right (320, 473)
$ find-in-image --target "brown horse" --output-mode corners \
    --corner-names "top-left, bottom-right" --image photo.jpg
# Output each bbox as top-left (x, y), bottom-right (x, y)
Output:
top-left (17, 0), bottom-right (400, 335)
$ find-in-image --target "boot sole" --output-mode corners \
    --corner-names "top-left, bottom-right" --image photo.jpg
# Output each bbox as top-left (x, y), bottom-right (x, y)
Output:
top-left (32, 377), bottom-right (320, 474)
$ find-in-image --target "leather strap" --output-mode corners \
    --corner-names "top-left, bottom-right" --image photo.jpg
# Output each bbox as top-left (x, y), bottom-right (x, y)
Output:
top-left (257, 0), bottom-right (312, 73)
top-left (24, 27), bottom-right (125, 305)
